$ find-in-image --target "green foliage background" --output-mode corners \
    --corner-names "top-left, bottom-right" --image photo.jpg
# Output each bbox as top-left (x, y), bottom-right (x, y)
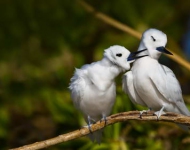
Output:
top-left (0, 0), bottom-right (190, 149)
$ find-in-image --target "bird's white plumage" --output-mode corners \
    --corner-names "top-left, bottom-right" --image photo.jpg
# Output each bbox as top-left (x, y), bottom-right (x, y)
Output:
top-left (123, 28), bottom-right (190, 120)
top-left (122, 71), bottom-right (146, 106)
top-left (69, 45), bottom-right (132, 143)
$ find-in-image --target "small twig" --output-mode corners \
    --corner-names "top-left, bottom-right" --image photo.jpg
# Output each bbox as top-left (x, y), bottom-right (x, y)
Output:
top-left (77, 0), bottom-right (190, 71)
top-left (10, 111), bottom-right (190, 150)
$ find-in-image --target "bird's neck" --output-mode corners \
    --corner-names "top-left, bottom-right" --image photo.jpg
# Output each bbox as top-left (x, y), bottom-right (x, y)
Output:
top-left (101, 57), bottom-right (123, 77)
top-left (149, 50), bottom-right (161, 60)
top-left (138, 42), bottom-right (161, 60)
top-left (101, 57), bottom-right (113, 67)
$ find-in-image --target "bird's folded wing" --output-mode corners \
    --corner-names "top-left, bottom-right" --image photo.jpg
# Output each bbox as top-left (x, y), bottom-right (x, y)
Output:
top-left (149, 64), bottom-right (183, 103)
top-left (149, 64), bottom-right (190, 115)
top-left (122, 71), bottom-right (146, 106)
top-left (69, 68), bottom-right (86, 109)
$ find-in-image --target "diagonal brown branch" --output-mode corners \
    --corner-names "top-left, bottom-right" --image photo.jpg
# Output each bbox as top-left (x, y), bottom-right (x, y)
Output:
top-left (77, 0), bottom-right (190, 71)
top-left (10, 111), bottom-right (190, 150)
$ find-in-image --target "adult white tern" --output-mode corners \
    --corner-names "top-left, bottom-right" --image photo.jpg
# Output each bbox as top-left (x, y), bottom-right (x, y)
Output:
top-left (122, 28), bottom-right (190, 129)
top-left (69, 45), bottom-right (133, 143)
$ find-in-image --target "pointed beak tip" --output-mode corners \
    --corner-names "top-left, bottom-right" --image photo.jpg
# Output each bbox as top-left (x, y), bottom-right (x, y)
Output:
top-left (165, 50), bottom-right (173, 55)
top-left (156, 46), bottom-right (173, 55)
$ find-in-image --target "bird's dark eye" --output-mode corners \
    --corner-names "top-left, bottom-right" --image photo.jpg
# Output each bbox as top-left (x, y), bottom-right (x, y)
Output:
top-left (116, 53), bottom-right (122, 57)
top-left (151, 36), bottom-right (156, 42)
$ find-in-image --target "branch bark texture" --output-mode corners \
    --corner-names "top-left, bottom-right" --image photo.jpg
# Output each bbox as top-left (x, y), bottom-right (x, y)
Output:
top-left (10, 111), bottom-right (190, 150)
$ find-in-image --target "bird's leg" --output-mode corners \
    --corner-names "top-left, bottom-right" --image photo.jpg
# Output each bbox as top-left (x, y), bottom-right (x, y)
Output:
top-left (154, 105), bottom-right (166, 120)
top-left (139, 108), bottom-right (151, 118)
top-left (139, 110), bottom-right (147, 118)
top-left (82, 116), bottom-right (96, 132)
top-left (100, 114), bottom-right (107, 127)
top-left (147, 108), bottom-right (152, 114)
top-left (87, 116), bottom-right (93, 133)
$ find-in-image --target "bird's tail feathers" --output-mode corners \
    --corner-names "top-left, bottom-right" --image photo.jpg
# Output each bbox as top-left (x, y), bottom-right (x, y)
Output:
top-left (177, 124), bottom-right (189, 131)
top-left (87, 129), bottom-right (103, 144)
top-left (177, 101), bottom-right (190, 116)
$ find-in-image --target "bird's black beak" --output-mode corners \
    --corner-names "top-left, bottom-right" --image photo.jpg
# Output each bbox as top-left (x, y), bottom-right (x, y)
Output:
top-left (156, 46), bottom-right (173, 55)
top-left (127, 49), bottom-right (148, 61)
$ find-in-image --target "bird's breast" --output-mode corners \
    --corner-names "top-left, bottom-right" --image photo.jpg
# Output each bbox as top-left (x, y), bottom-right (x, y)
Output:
top-left (132, 58), bottom-right (164, 109)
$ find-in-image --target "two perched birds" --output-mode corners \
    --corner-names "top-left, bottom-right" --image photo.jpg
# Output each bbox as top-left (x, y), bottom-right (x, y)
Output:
top-left (69, 28), bottom-right (190, 143)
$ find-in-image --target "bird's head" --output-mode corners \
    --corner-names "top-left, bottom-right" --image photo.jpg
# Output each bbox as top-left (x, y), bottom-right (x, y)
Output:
top-left (140, 28), bottom-right (172, 59)
top-left (127, 28), bottom-right (173, 61)
top-left (104, 45), bottom-right (133, 71)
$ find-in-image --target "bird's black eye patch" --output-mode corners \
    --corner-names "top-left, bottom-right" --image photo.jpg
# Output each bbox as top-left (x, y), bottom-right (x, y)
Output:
top-left (151, 36), bottom-right (156, 42)
top-left (116, 53), bottom-right (122, 57)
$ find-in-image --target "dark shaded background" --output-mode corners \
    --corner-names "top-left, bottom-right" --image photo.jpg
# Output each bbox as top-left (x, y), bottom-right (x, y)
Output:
top-left (0, 0), bottom-right (190, 149)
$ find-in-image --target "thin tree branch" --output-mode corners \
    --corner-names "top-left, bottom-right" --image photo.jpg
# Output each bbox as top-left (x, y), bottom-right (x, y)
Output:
top-left (77, 0), bottom-right (190, 71)
top-left (10, 111), bottom-right (190, 150)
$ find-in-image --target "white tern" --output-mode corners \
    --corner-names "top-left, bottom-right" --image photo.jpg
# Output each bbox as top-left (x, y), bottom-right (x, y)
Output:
top-left (122, 28), bottom-right (190, 128)
top-left (69, 45), bottom-right (133, 143)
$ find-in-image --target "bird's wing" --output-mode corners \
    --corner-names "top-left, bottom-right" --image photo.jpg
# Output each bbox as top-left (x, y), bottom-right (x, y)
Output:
top-left (162, 65), bottom-right (183, 102)
top-left (149, 64), bottom-right (182, 103)
top-left (69, 68), bottom-right (87, 109)
top-left (149, 64), bottom-right (190, 115)
top-left (122, 71), bottom-right (146, 106)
